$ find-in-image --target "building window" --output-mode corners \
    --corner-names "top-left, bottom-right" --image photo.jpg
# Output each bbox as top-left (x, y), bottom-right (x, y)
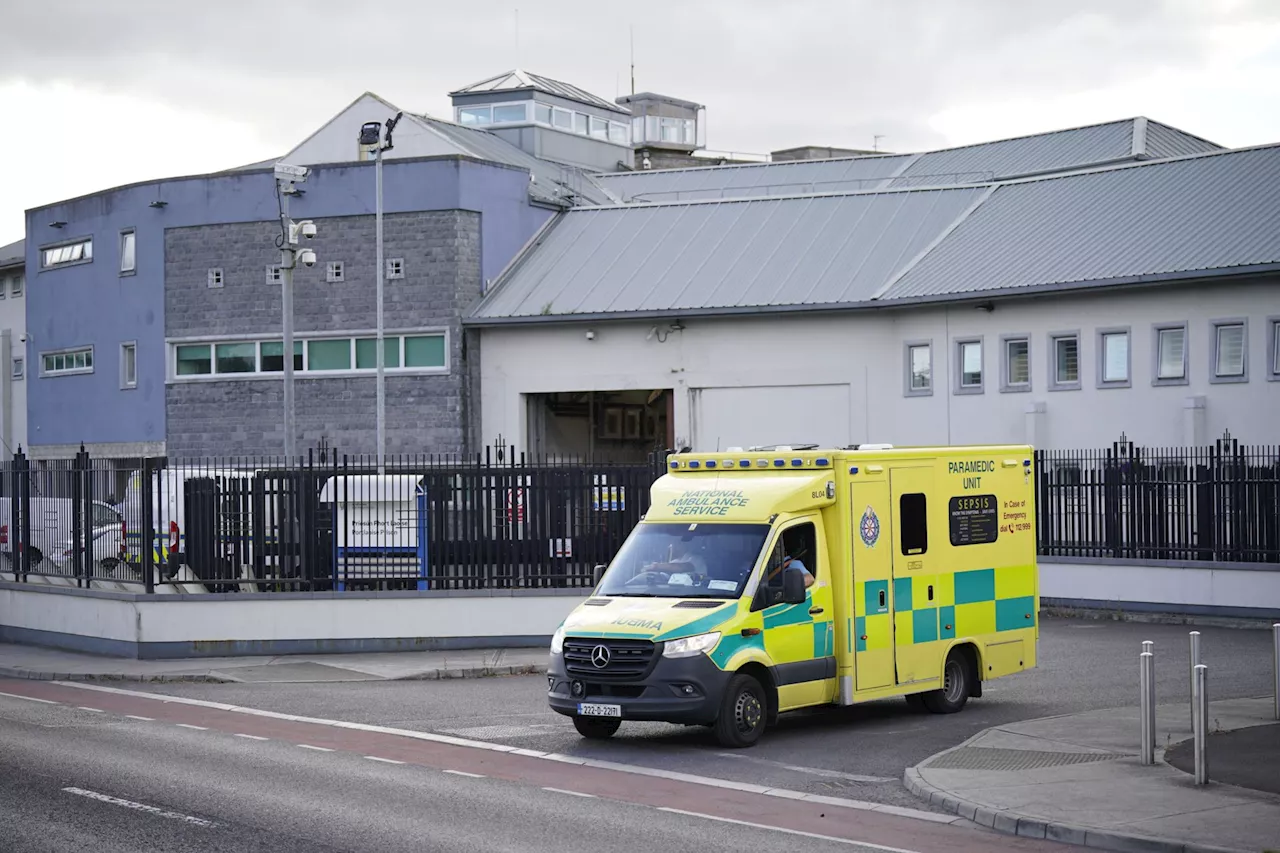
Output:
top-left (175, 344), bottom-right (212, 376)
top-left (1001, 335), bottom-right (1030, 392)
top-left (1269, 318), bottom-right (1280, 382)
top-left (904, 341), bottom-right (932, 396)
top-left (387, 258), bottom-right (404, 279)
top-left (327, 261), bottom-right (344, 283)
top-left (573, 113), bottom-right (588, 135)
top-left (215, 342), bottom-right (257, 374)
top-left (492, 103), bottom-right (528, 123)
top-left (356, 337), bottom-right (401, 369)
top-left (10, 274), bottom-right (21, 297)
top-left (41, 347), bottom-right (94, 376)
top-left (1211, 320), bottom-right (1247, 383)
top-left (41, 238), bottom-right (93, 269)
top-left (1050, 332), bottom-right (1081, 390)
top-left (120, 343), bottom-right (137, 389)
top-left (260, 341), bottom-right (303, 373)
top-left (119, 229), bottom-right (136, 274)
top-left (1097, 328), bottom-right (1131, 388)
top-left (266, 265), bottom-right (282, 284)
top-left (12, 357), bottom-right (24, 381)
top-left (551, 107), bottom-right (573, 130)
top-left (955, 338), bottom-right (983, 394)
top-left (208, 268), bottom-right (224, 288)
top-left (172, 334), bottom-right (447, 379)
top-left (1154, 323), bottom-right (1188, 384)
top-left (458, 106), bottom-right (492, 126)
top-left (588, 116), bottom-right (609, 140)
top-left (534, 103), bottom-right (553, 125)
top-left (899, 493), bottom-right (928, 555)
top-left (0, 276), bottom-right (6, 299)
top-left (608, 122), bottom-right (629, 145)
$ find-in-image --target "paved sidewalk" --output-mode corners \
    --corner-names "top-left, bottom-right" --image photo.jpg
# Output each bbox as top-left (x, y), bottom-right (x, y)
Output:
top-left (0, 642), bottom-right (549, 683)
top-left (905, 696), bottom-right (1280, 853)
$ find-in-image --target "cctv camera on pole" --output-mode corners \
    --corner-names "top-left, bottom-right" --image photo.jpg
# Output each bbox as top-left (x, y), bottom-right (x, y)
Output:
top-left (274, 163), bottom-right (317, 462)
top-left (361, 112), bottom-right (402, 475)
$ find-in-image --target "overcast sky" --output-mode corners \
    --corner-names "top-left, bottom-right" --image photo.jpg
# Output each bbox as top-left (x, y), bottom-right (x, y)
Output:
top-left (2, 0), bottom-right (1279, 246)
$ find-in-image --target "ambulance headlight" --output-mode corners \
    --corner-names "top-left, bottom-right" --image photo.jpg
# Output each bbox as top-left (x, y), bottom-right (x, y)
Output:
top-left (550, 626), bottom-right (565, 655)
top-left (662, 631), bottom-right (721, 659)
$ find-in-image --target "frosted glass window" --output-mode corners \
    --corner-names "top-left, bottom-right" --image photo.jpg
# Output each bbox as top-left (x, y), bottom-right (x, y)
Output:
top-left (404, 335), bottom-right (446, 368)
top-left (1102, 332), bottom-right (1129, 382)
top-left (1157, 327), bottom-right (1186, 379)
top-left (307, 339), bottom-right (351, 371)
top-left (1214, 323), bottom-right (1245, 377)
top-left (356, 338), bottom-right (401, 369)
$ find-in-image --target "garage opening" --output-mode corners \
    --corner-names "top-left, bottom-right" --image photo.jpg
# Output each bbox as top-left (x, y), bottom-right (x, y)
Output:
top-left (525, 390), bottom-right (673, 462)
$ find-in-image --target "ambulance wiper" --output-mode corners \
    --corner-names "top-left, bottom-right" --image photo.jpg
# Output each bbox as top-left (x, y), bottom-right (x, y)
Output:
top-left (612, 592), bottom-right (658, 597)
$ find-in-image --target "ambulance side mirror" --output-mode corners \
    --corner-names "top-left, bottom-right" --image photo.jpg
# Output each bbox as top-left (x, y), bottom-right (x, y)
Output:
top-left (782, 568), bottom-right (807, 605)
top-left (593, 564), bottom-right (607, 585)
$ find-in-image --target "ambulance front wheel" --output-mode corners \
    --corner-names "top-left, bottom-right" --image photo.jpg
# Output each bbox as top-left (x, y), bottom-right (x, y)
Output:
top-left (923, 649), bottom-right (973, 714)
top-left (714, 673), bottom-right (767, 748)
top-left (573, 716), bottom-right (621, 739)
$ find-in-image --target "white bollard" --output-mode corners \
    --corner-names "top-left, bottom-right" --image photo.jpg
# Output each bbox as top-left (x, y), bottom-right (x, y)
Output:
top-left (1193, 663), bottom-right (1208, 785)
top-left (1272, 624), bottom-right (1279, 722)
top-left (1189, 631), bottom-right (1201, 728)
top-left (1140, 650), bottom-right (1155, 765)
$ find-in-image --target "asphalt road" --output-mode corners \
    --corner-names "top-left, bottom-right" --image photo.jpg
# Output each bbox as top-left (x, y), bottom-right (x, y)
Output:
top-left (0, 683), bottom-right (1064, 853)
top-left (130, 615), bottom-right (1280, 811)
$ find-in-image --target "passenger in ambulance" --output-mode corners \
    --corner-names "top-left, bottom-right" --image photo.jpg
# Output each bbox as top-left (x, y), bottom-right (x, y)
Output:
top-left (765, 527), bottom-right (816, 596)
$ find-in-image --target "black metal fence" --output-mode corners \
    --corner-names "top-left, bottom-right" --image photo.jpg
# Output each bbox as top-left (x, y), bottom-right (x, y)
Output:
top-left (1035, 440), bottom-right (1280, 564)
top-left (2, 440), bottom-right (1275, 595)
top-left (0, 446), bottom-right (667, 593)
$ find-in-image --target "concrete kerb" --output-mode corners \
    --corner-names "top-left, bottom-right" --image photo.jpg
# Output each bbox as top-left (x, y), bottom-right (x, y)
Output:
top-left (903, 756), bottom-right (1254, 853)
top-left (0, 663), bottom-right (546, 684)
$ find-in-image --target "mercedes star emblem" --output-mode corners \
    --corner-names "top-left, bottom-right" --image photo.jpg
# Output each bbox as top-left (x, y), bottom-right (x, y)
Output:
top-left (590, 645), bottom-right (611, 668)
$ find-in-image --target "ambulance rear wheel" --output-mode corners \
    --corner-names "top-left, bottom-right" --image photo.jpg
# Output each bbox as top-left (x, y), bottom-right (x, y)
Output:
top-left (923, 650), bottom-right (972, 714)
top-left (714, 673), bottom-right (767, 748)
top-left (573, 716), bottom-right (621, 739)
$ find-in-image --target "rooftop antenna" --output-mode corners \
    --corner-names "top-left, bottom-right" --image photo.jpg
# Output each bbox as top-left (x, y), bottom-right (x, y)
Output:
top-left (873, 134), bottom-right (885, 152)
top-left (630, 25), bottom-right (636, 95)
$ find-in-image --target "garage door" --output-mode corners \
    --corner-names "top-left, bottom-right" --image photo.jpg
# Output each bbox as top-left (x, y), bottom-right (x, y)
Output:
top-left (691, 384), bottom-right (851, 451)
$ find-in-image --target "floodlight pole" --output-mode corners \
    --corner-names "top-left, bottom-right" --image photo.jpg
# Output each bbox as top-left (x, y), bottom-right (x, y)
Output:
top-left (375, 142), bottom-right (385, 475)
top-left (274, 162), bottom-right (315, 464)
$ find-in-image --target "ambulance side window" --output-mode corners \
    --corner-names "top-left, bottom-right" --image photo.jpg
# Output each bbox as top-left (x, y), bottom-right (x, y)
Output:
top-left (900, 493), bottom-right (928, 555)
top-left (766, 522), bottom-right (817, 585)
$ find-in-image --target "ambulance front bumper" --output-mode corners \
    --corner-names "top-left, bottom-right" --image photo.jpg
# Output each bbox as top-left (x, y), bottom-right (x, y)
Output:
top-left (547, 645), bottom-right (729, 725)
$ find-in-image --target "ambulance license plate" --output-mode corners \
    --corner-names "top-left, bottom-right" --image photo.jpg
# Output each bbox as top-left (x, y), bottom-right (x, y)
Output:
top-left (577, 702), bottom-right (621, 718)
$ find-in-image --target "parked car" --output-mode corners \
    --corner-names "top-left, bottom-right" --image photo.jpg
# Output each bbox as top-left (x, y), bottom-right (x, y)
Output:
top-left (0, 497), bottom-right (126, 576)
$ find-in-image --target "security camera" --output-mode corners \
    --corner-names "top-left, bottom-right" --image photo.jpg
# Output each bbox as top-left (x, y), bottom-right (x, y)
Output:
top-left (19, 333), bottom-right (28, 343)
top-left (298, 249), bottom-right (317, 268)
top-left (300, 221), bottom-right (317, 240)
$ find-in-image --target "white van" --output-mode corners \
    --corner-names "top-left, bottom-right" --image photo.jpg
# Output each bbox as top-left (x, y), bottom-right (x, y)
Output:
top-left (0, 497), bottom-right (126, 576)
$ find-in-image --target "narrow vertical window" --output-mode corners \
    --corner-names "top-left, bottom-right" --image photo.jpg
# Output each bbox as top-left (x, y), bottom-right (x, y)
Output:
top-left (1051, 334), bottom-right (1079, 388)
top-left (121, 343), bottom-right (137, 389)
top-left (1003, 337), bottom-right (1029, 390)
top-left (899, 493), bottom-right (928, 555)
top-left (905, 342), bottom-right (931, 395)
top-left (1100, 330), bottom-right (1130, 385)
top-left (1212, 321), bottom-right (1246, 381)
top-left (1156, 325), bottom-right (1187, 381)
top-left (957, 339), bottom-right (983, 391)
top-left (120, 230), bottom-right (136, 274)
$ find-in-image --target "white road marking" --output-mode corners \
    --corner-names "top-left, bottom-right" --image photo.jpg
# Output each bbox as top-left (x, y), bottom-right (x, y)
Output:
top-left (234, 733), bottom-right (269, 741)
top-left (714, 752), bottom-right (894, 784)
top-left (657, 807), bottom-right (927, 853)
top-left (51, 682), bottom-right (959, 827)
top-left (176, 724), bottom-right (208, 731)
top-left (298, 744), bottom-right (334, 752)
top-left (124, 715), bottom-right (154, 722)
top-left (62, 787), bottom-right (218, 829)
top-left (364, 756), bottom-right (405, 765)
top-left (542, 787), bottom-right (596, 798)
top-left (77, 706), bottom-right (104, 713)
top-left (0, 691), bottom-right (59, 705)
top-left (442, 769), bottom-right (485, 779)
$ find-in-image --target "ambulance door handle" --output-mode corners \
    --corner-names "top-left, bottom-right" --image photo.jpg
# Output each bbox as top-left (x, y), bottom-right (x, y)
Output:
top-left (809, 607), bottom-right (824, 615)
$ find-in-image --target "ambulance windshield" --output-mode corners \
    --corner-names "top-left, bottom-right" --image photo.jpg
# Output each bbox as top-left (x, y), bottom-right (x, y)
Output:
top-left (597, 522), bottom-right (771, 599)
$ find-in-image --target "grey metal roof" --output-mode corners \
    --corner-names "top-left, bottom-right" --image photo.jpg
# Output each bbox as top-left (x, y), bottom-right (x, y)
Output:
top-left (595, 118), bottom-right (1226, 200)
top-left (469, 186), bottom-right (986, 319)
top-left (450, 69), bottom-right (628, 115)
top-left (881, 144), bottom-right (1280, 301)
top-left (419, 116), bottom-right (614, 207)
top-left (1143, 119), bottom-right (1223, 160)
top-left (595, 154), bottom-right (915, 202)
top-left (0, 239), bottom-right (23, 267)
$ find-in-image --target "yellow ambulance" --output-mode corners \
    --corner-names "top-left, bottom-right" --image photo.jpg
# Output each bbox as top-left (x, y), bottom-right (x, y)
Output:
top-left (547, 444), bottom-right (1038, 747)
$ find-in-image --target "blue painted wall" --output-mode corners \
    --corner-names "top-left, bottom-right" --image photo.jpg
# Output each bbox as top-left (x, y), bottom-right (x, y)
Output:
top-left (25, 156), bottom-right (553, 451)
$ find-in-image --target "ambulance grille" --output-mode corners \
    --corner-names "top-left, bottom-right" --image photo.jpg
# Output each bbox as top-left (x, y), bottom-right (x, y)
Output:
top-left (563, 638), bottom-right (657, 680)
